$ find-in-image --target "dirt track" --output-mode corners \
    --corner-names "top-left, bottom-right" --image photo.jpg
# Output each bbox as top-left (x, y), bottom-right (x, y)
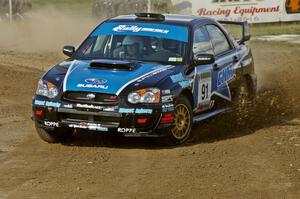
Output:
top-left (0, 41), bottom-right (299, 198)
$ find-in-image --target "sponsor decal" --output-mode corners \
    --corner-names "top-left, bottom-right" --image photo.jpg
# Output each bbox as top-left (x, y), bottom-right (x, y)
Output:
top-left (197, 71), bottom-right (212, 110)
top-left (179, 80), bottom-right (192, 88)
top-left (45, 102), bottom-right (61, 108)
top-left (103, 106), bottom-right (117, 112)
top-left (77, 84), bottom-right (108, 89)
top-left (208, 63), bottom-right (236, 101)
top-left (113, 25), bottom-right (169, 34)
top-left (63, 104), bottom-right (73, 109)
top-left (69, 123), bottom-right (108, 132)
top-left (118, 128), bottom-right (137, 134)
top-left (34, 100), bottom-right (45, 106)
top-left (119, 108), bottom-right (153, 114)
top-left (168, 57), bottom-right (183, 62)
top-left (77, 78), bottom-right (109, 90)
top-left (76, 104), bottom-right (117, 112)
top-left (161, 89), bottom-right (171, 95)
top-left (161, 95), bottom-right (173, 103)
top-left (170, 73), bottom-right (184, 83)
top-left (76, 104), bottom-right (103, 110)
top-left (85, 78), bottom-right (107, 85)
top-left (35, 100), bottom-right (61, 108)
top-left (44, 121), bottom-right (59, 127)
top-left (217, 65), bottom-right (235, 87)
top-left (119, 108), bottom-right (135, 114)
top-left (93, 23), bottom-right (188, 42)
top-left (135, 108), bottom-right (153, 114)
top-left (162, 104), bottom-right (175, 112)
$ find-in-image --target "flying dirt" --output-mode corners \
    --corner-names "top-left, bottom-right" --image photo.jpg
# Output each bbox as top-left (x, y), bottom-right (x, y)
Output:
top-left (0, 9), bottom-right (299, 198)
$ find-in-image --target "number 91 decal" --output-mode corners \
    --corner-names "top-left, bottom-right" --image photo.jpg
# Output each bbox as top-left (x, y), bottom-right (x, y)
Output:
top-left (197, 72), bottom-right (212, 109)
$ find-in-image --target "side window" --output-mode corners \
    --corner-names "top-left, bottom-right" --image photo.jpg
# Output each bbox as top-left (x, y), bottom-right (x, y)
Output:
top-left (193, 27), bottom-right (214, 56)
top-left (206, 25), bottom-right (231, 55)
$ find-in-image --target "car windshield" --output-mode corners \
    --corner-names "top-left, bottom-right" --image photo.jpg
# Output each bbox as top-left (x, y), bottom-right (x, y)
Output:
top-left (75, 22), bottom-right (189, 64)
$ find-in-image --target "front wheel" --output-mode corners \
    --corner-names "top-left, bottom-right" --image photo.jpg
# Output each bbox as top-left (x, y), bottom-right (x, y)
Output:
top-left (167, 96), bottom-right (193, 145)
top-left (35, 127), bottom-right (74, 143)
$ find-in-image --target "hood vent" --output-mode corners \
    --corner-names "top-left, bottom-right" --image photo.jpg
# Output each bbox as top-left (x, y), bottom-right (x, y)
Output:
top-left (89, 60), bottom-right (136, 71)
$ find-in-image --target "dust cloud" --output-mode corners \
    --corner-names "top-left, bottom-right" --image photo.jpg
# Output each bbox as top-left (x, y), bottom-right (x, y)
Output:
top-left (234, 41), bottom-right (300, 129)
top-left (0, 7), bottom-right (98, 52)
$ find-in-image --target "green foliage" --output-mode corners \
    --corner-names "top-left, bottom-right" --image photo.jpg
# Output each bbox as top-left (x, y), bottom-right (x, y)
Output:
top-left (249, 23), bottom-right (300, 36)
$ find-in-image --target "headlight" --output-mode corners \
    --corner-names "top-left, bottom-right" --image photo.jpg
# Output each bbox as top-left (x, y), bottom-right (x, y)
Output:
top-left (36, 80), bottom-right (58, 99)
top-left (128, 88), bottom-right (160, 104)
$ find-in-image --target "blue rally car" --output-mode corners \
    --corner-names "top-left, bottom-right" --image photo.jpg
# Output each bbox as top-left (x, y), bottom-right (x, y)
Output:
top-left (32, 13), bottom-right (257, 144)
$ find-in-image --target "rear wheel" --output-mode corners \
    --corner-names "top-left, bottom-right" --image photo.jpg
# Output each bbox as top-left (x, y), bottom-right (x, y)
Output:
top-left (233, 76), bottom-right (255, 123)
top-left (167, 96), bottom-right (193, 145)
top-left (35, 127), bottom-right (74, 143)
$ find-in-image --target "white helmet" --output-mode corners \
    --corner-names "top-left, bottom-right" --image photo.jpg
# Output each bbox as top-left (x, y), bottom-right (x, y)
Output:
top-left (122, 36), bottom-right (144, 51)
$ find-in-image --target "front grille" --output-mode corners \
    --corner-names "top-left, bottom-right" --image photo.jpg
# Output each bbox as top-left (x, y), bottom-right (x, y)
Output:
top-left (63, 92), bottom-right (119, 105)
top-left (59, 113), bottom-right (121, 128)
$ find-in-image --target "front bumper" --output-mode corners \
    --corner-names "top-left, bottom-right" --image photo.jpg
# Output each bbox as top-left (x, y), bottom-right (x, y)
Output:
top-left (32, 96), bottom-right (175, 137)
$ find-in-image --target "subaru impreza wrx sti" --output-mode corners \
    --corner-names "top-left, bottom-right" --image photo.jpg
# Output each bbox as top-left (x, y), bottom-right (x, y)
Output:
top-left (32, 13), bottom-right (257, 144)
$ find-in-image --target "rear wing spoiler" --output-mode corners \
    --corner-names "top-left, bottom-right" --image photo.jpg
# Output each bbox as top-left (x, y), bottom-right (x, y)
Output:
top-left (218, 21), bottom-right (251, 44)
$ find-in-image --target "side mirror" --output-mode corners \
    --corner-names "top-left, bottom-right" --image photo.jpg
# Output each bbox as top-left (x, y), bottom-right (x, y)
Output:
top-left (193, 54), bottom-right (215, 66)
top-left (63, 45), bottom-right (75, 57)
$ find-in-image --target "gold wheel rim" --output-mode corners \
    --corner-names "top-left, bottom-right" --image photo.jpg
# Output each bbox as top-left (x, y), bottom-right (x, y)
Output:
top-left (171, 104), bottom-right (191, 140)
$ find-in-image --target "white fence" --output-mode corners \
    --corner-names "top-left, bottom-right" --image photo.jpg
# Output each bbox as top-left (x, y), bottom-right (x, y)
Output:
top-left (173, 0), bottom-right (300, 23)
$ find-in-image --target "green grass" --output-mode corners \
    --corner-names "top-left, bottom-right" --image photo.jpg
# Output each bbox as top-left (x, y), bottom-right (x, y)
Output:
top-left (249, 22), bottom-right (300, 36)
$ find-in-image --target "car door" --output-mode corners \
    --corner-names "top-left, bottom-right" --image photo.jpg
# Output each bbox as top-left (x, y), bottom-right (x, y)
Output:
top-left (206, 24), bottom-right (238, 103)
top-left (192, 26), bottom-right (215, 113)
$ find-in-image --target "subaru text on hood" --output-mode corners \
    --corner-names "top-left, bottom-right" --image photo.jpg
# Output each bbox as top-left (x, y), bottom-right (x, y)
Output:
top-left (32, 13), bottom-right (257, 144)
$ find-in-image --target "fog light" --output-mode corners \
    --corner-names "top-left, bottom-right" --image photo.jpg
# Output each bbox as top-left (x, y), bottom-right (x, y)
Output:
top-left (160, 113), bottom-right (174, 124)
top-left (137, 118), bottom-right (148, 124)
top-left (35, 110), bottom-right (44, 116)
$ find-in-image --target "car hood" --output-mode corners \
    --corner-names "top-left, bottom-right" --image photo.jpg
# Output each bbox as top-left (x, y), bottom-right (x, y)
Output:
top-left (63, 59), bottom-right (176, 95)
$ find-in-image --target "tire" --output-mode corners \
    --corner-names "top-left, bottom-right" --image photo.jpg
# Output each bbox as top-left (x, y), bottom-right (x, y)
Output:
top-left (35, 127), bottom-right (74, 143)
top-left (166, 96), bottom-right (193, 145)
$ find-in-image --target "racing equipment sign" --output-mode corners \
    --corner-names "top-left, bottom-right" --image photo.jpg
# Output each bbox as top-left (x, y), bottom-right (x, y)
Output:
top-left (173, 0), bottom-right (300, 23)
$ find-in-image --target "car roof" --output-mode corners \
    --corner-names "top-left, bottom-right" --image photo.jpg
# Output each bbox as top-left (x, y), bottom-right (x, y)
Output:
top-left (107, 14), bottom-right (216, 27)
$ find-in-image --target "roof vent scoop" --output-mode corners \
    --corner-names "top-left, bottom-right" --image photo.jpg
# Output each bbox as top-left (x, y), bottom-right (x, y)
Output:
top-left (135, 13), bottom-right (165, 21)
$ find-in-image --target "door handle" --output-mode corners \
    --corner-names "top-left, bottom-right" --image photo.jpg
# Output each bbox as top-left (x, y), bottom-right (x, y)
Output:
top-left (213, 64), bottom-right (220, 71)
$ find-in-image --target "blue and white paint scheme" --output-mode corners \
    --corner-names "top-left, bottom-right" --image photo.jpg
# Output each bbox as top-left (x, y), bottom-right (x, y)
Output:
top-left (63, 61), bottom-right (176, 96)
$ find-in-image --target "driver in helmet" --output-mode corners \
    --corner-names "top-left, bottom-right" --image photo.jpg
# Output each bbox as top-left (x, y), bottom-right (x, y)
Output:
top-left (114, 36), bottom-right (144, 59)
